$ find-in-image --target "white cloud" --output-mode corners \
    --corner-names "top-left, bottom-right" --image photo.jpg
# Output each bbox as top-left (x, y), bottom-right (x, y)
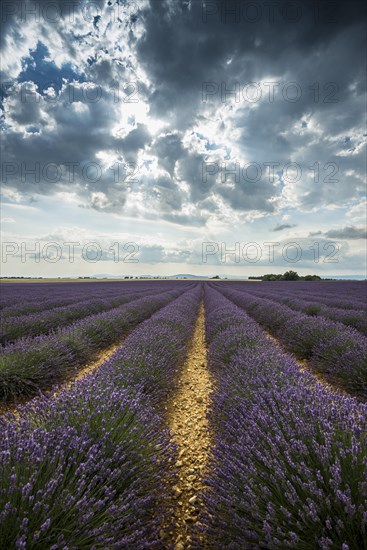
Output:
top-left (1, 0), bottom-right (366, 275)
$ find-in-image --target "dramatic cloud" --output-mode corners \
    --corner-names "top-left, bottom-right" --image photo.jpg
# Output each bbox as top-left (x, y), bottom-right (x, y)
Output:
top-left (1, 0), bottom-right (366, 276)
top-left (324, 226), bottom-right (367, 240)
top-left (273, 224), bottom-right (297, 232)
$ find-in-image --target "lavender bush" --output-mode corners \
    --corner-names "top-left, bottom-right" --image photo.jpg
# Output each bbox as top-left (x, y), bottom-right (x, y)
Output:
top-left (0, 287), bottom-right (159, 343)
top-left (0, 387), bottom-right (174, 549)
top-left (0, 281), bottom-right (111, 309)
top-left (0, 280), bottom-right (174, 314)
top-left (0, 284), bottom-right (202, 548)
top-left (195, 286), bottom-right (367, 549)
top-left (0, 286), bottom-right (188, 400)
top-left (229, 287), bottom-right (367, 335)
top-left (215, 284), bottom-right (367, 398)
top-left (99, 283), bottom-right (202, 403)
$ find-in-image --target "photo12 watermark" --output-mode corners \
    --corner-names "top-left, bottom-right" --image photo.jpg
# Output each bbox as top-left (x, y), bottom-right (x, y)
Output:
top-left (1, 1), bottom-right (141, 24)
top-left (1, 80), bottom-right (141, 105)
top-left (201, 241), bottom-right (340, 264)
top-left (202, 81), bottom-right (339, 104)
top-left (1, 161), bottom-right (140, 185)
top-left (2, 242), bottom-right (140, 264)
top-left (201, 1), bottom-right (340, 25)
top-left (202, 161), bottom-right (339, 185)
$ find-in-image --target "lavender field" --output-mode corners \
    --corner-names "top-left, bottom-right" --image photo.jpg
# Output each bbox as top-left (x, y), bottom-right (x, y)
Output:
top-left (0, 280), bottom-right (366, 549)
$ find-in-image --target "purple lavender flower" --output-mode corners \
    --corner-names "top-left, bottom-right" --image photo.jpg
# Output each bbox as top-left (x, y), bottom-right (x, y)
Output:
top-left (194, 285), bottom-right (367, 549)
top-left (0, 284), bottom-right (202, 547)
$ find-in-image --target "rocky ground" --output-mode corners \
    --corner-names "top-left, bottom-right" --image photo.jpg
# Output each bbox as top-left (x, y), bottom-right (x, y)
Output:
top-left (164, 299), bottom-right (213, 549)
top-left (68, 340), bottom-right (124, 386)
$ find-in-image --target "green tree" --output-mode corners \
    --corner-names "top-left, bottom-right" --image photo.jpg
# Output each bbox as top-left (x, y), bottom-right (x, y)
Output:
top-left (282, 270), bottom-right (299, 281)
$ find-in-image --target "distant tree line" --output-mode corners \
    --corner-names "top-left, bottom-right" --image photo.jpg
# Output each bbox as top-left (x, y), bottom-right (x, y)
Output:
top-left (248, 271), bottom-right (322, 281)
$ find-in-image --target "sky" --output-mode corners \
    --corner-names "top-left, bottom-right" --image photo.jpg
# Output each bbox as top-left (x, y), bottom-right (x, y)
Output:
top-left (0, 0), bottom-right (366, 278)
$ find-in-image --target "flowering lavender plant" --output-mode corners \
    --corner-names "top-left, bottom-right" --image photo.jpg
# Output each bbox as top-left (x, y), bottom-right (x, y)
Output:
top-left (0, 284), bottom-right (202, 547)
top-left (0, 287), bottom-right (159, 343)
top-left (215, 283), bottom-right (367, 398)
top-left (0, 285), bottom-right (189, 400)
top-left (194, 286), bottom-right (367, 549)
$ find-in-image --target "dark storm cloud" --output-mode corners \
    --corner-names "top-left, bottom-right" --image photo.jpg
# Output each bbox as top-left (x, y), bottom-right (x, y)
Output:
top-left (217, 182), bottom-right (276, 213)
top-left (115, 123), bottom-right (151, 160)
top-left (133, 0), bottom-right (366, 212)
top-left (273, 223), bottom-right (297, 231)
top-left (146, 174), bottom-right (183, 210)
top-left (324, 226), bottom-right (367, 240)
top-left (0, 0), bottom-right (366, 224)
top-left (150, 132), bottom-right (185, 176)
top-left (176, 148), bottom-right (215, 203)
top-left (137, 0), bottom-right (365, 120)
top-left (1, 81), bottom-right (150, 211)
top-left (309, 226), bottom-right (367, 240)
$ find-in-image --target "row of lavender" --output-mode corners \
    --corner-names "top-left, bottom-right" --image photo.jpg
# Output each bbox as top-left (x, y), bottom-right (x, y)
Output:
top-left (0, 284), bottom-right (202, 548)
top-left (0, 286), bottom-right (161, 344)
top-left (242, 281), bottom-right (366, 310)
top-left (227, 282), bottom-right (367, 335)
top-left (214, 283), bottom-right (367, 398)
top-left (0, 281), bottom-right (157, 313)
top-left (195, 286), bottom-right (367, 549)
top-left (0, 284), bottom-right (193, 401)
top-left (0, 281), bottom-right (115, 309)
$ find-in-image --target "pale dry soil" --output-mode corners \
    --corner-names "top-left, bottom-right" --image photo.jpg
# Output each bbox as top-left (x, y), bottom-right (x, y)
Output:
top-left (65, 340), bottom-right (124, 388)
top-left (0, 339), bottom-right (126, 417)
top-left (164, 299), bottom-right (213, 549)
top-left (264, 329), bottom-right (350, 396)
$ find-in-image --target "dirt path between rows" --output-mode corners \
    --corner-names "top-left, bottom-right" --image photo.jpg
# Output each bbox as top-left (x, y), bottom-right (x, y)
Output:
top-left (265, 329), bottom-right (309, 372)
top-left (0, 339), bottom-right (126, 418)
top-left (164, 298), bottom-right (213, 549)
top-left (263, 329), bottom-right (350, 397)
top-left (65, 340), bottom-right (125, 388)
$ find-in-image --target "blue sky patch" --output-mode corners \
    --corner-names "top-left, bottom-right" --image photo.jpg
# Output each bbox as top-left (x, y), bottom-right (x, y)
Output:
top-left (17, 42), bottom-right (84, 94)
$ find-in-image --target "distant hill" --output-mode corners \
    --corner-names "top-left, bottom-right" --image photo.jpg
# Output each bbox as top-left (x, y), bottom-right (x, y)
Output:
top-left (92, 273), bottom-right (210, 279)
top-left (90, 273), bottom-right (366, 281)
top-left (169, 274), bottom-right (208, 279)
